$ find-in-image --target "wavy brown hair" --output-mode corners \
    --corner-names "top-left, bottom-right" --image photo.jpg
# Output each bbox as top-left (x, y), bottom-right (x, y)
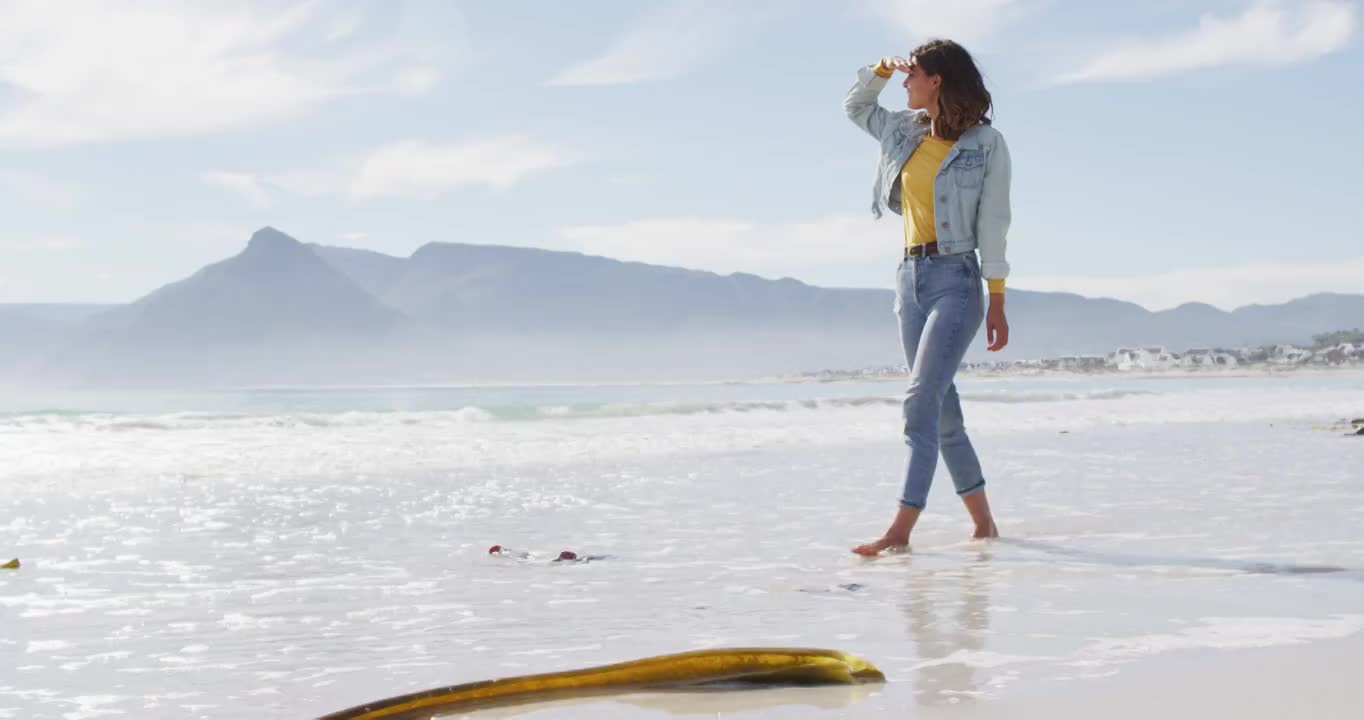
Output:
top-left (910, 39), bottom-right (992, 141)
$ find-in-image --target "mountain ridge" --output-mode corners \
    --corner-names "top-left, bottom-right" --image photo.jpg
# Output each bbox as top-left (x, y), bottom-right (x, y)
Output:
top-left (4, 227), bottom-right (1361, 385)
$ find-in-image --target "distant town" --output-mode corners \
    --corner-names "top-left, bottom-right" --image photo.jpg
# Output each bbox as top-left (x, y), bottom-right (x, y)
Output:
top-left (796, 330), bottom-right (1364, 380)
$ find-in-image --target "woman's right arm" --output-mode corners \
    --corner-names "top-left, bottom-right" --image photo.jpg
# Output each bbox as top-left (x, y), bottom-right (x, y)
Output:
top-left (843, 57), bottom-right (902, 139)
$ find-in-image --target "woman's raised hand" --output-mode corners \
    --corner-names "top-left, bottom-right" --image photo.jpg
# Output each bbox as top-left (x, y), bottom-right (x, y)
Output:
top-left (879, 56), bottom-right (911, 74)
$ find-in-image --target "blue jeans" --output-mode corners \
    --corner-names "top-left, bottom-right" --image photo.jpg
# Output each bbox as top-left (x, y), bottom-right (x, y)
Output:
top-left (894, 253), bottom-right (987, 509)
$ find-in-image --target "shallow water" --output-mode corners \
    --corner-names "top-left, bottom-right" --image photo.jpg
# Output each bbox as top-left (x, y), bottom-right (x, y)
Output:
top-left (2, 375), bottom-right (1362, 718)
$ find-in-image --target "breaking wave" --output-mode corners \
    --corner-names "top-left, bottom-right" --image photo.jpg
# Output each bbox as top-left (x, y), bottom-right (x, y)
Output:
top-left (0, 389), bottom-right (1154, 432)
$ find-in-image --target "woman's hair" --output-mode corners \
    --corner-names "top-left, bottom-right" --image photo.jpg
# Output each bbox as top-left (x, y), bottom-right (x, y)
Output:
top-left (910, 39), bottom-right (992, 140)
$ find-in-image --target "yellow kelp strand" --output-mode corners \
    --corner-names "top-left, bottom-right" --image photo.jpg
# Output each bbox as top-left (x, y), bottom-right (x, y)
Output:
top-left (1, 559), bottom-right (18, 569)
top-left (319, 647), bottom-right (885, 720)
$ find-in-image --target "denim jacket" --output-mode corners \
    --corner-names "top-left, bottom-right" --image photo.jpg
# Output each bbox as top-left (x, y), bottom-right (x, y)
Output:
top-left (843, 65), bottom-right (1011, 280)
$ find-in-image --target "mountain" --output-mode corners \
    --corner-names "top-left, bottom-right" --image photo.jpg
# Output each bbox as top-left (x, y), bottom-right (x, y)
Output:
top-left (91, 227), bottom-right (401, 346)
top-left (311, 240), bottom-right (1364, 358)
top-left (315, 241), bottom-right (888, 333)
top-left (0, 304), bottom-right (112, 373)
top-left (1148, 302), bottom-right (1245, 349)
top-left (27, 228), bottom-right (405, 385)
top-left (3, 226), bottom-right (1362, 385)
top-left (0, 304), bottom-right (110, 344)
top-left (1231, 294), bottom-right (1364, 338)
top-left (306, 243), bottom-right (408, 300)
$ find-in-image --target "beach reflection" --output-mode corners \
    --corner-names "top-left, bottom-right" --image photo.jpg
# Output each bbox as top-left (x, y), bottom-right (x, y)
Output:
top-left (900, 550), bottom-right (994, 706)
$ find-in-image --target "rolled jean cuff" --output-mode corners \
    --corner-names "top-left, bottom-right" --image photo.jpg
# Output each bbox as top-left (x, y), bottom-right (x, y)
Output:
top-left (899, 498), bottom-right (926, 510)
top-left (956, 480), bottom-right (986, 497)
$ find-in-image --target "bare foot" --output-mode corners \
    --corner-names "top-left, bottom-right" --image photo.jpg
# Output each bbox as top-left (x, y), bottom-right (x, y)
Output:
top-left (854, 506), bottom-right (921, 556)
top-left (971, 521), bottom-right (999, 540)
top-left (852, 536), bottom-right (909, 556)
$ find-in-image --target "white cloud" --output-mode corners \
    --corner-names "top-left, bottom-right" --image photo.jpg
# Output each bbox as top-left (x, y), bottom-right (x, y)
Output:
top-left (1057, 0), bottom-right (1357, 83)
top-left (199, 166), bottom-right (343, 207)
top-left (394, 67), bottom-right (441, 96)
top-left (263, 168), bottom-right (348, 198)
top-left (550, 1), bottom-right (769, 86)
top-left (559, 215), bottom-right (899, 282)
top-left (0, 171), bottom-right (81, 210)
top-left (871, 0), bottom-right (1028, 47)
top-left (325, 9), bottom-right (365, 42)
top-left (0, 236), bottom-right (80, 253)
top-left (200, 172), bottom-right (274, 210)
top-left (200, 135), bottom-right (577, 206)
top-left (349, 137), bottom-right (580, 199)
top-left (1023, 256), bottom-right (1364, 311)
top-left (0, 0), bottom-right (442, 147)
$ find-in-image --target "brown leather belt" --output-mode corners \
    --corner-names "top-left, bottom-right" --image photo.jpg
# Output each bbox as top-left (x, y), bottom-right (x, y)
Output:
top-left (905, 242), bottom-right (939, 258)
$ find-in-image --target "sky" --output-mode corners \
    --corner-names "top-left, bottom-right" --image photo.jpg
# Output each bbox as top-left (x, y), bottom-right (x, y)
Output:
top-left (1, 0), bottom-right (1361, 311)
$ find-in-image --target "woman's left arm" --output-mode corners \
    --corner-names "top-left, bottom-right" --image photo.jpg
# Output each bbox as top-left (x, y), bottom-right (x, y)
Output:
top-left (977, 132), bottom-right (1012, 351)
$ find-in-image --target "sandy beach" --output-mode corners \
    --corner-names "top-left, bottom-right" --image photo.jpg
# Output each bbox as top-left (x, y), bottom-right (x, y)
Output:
top-left (3, 374), bottom-right (1362, 718)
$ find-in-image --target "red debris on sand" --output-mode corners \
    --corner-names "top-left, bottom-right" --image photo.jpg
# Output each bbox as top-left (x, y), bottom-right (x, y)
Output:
top-left (557, 551), bottom-right (578, 561)
top-left (488, 545), bottom-right (502, 554)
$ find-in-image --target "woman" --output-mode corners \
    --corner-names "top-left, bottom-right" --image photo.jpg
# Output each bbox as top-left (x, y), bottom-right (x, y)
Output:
top-left (843, 39), bottom-right (1011, 555)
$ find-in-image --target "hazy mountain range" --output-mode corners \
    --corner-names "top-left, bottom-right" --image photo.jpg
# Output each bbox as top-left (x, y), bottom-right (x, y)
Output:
top-left (3, 227), bottom-right (1360, 386)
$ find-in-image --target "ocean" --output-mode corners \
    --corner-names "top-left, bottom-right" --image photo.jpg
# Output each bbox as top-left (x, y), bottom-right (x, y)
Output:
top-left (2, 372), bottom-right (1362, 718)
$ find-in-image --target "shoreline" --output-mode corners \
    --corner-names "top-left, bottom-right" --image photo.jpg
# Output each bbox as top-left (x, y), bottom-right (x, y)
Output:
top-left (784, 364), bottom-right (1364, 384)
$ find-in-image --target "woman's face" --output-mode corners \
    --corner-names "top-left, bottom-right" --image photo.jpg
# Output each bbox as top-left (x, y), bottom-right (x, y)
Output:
top-left (902, 59), bottom-right (941, 111)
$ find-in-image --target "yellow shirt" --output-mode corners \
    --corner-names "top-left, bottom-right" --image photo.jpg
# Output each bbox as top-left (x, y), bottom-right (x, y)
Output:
top-left (898, 130), bottom-right (1006, 295)
top-left (902, 135), bottom-right (954, 249)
